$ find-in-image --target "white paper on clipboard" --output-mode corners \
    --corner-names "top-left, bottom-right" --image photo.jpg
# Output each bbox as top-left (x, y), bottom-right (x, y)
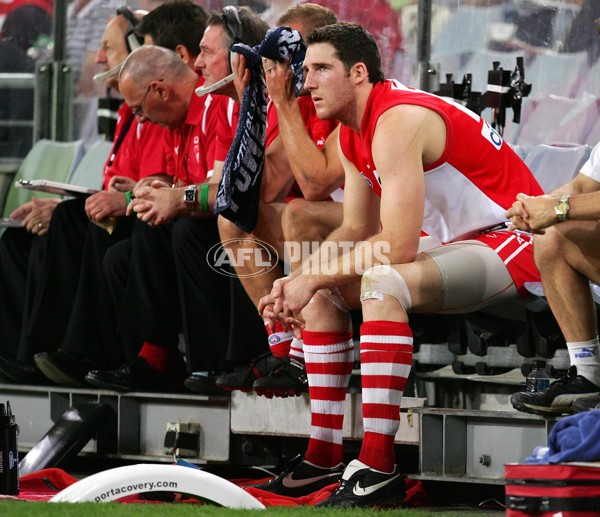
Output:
top-left (16, 179), bottom-right (99, 197)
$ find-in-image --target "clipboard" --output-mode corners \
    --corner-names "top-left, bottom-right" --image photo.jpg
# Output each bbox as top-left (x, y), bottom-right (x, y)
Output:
top-left (0, 218), bottom-right (25, 228)
top-left (16, 179), bottom-right (100, 197)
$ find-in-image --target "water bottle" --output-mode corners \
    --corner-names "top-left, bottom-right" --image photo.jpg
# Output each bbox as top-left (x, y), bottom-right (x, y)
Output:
top-left (0, 401), bottom-right (19, 495)
top-left (526, 360), bottom-right (551, 393)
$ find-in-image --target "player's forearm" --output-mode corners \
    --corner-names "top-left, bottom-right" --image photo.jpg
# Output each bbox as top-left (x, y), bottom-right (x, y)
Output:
top-left (277, 104), bottom-right (339, 200)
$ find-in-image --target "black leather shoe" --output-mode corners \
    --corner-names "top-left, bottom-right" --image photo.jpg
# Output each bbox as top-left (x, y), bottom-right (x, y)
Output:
top-left (85, 358), bottom-right (181, 392)
top-left (34, 350), bottom-right (94, 388)
top-left (0, 354), bottom-right (49, 385)
top-left (184, 372), bottom-right (229, 396)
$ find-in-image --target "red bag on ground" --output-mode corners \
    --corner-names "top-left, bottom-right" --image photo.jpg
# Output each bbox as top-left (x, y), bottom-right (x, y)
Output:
top-left (505, 463), bottom-right (600, 516)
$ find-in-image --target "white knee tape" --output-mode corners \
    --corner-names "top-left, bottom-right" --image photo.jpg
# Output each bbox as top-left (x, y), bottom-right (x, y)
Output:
top-left (360, 265), bottom-right (412, 311)
top-left (315, 288), bottom-right (351, 313)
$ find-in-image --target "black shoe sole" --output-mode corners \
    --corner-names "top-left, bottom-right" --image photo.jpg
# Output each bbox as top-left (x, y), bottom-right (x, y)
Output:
top-left (34, 357), bottom-right (88, 388)
top-left (511, 401), bottom-right (572, 417)
top-left (317, 491), bottom-right (405, 508)
top-left (85, 374), bottom-right (130, 392)
top-left (184, 377), bottom-right (229, 397)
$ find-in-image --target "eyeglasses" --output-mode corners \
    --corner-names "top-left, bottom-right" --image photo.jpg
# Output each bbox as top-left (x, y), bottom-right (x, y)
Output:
top-left (131, 83), bottom-right (152, 117)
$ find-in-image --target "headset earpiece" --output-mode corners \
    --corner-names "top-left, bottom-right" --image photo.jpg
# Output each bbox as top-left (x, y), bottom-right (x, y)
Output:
top-left (222, 5), bottom-right (243, 46)
top-left (116, 6), bottom-right (144, 52)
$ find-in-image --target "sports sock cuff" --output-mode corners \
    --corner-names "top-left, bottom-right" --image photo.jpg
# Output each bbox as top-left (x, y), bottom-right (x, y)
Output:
top-left (302, 330), bottom-right (353, 346)
top-left (289, 337), bottom-right (304, 360)
top-left (567, 338), bottom-right (600, 366)
top-left (266, 321), bottom-right (294, 358)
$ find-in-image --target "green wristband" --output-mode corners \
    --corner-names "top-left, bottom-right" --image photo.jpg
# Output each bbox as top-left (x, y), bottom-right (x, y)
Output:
top-left (200, 183), bottom-right (209, 213)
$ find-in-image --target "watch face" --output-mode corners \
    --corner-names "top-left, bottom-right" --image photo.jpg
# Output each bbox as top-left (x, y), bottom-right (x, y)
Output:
top-left (555, 198), bottom-right (569, 220)
top-left (184, 186), bottom-right (197, 211)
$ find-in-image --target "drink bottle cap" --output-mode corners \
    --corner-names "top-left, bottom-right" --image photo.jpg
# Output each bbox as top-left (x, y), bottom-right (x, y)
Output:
top-left (0, 401), bottom-right (15, 424)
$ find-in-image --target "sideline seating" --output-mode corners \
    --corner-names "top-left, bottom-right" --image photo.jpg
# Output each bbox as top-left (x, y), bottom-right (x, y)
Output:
top-left (67, 139), bottom-right (112, 190)
top-left (1, 139), bottom-right (85, 218)
top-left (514, 93), bottom-right (598, 148)
top-left (524, 142), bottom-right (591, 193)
top-left (512, 142), bottom-right (591, 357)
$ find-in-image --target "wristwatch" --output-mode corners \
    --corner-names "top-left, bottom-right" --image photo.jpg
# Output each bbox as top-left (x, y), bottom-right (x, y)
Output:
top-left (554, 194), bottom-right (570, 222)
top-left (184, 184), bottom-right (198, 212)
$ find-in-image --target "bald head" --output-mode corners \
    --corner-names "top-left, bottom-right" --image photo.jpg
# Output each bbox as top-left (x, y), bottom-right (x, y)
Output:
top-left (120, 44), bottom-right (191, 85)
top-left (119, 45), bottom-right (199, 129)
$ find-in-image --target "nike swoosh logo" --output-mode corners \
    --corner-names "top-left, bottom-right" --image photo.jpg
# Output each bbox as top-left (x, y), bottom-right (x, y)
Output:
top-left (352, 474), bottom-right (400, 496)
top-left (281, 472), bottom-right (339, 489)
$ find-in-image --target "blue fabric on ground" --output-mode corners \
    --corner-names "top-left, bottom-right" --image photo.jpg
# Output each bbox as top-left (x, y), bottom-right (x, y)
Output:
top-left (525, 409), bottom-right (600, 464)
top-left (547, 409), bottom-right (600, 463)
top-left (524, 445), bottom-right (550, 464)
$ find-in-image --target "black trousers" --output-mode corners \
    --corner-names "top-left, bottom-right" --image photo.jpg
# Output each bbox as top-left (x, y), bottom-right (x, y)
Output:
top-left (103, 217), bottom-right (266, 374)
top-left (0, 227), bottom-right (34, 357)
top-left (60, 215), bottom-right (135, 369)
top-left (17, 198), bottom-right (134, 366)
top-left (18, 198), bottom-right (89, 361)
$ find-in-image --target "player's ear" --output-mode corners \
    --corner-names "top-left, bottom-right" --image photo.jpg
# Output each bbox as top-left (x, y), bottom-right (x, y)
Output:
top-left (174, 44), bottom-right (192, 66)
top-left (352, 62), bottom-right (369, 84)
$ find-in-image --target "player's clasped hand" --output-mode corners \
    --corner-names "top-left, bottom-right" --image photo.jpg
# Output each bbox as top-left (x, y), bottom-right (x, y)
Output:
top-left (258, 277), bottom-right (312, 338)
top-left (506, 192), bottom-right (559, 234)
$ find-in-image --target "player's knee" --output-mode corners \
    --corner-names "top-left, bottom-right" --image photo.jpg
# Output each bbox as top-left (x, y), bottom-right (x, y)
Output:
top-left (282, 199), bottom-right (312, 241)
top-left (534, 225), bottom-right (563, 267)
top-left (360, 265), bottom-right (413, 312)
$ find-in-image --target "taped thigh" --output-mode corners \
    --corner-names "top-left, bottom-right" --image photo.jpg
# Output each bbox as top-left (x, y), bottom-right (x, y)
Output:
top-left (423, 240), bottom-right (517, 312)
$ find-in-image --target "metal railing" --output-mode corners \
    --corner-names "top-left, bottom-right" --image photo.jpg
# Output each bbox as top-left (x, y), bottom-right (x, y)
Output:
top-left (0, 61), bottom-right (72, 156)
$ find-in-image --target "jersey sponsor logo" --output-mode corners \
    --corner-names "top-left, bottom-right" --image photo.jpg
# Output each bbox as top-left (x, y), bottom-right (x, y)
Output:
top-left (359, 169), bottom-right (381, 190)
top-left (360, 171), bottom-right (374, 189)
top-left (481, 120), bottom-right (503, 150)
top-left (373, 169), bottom-right (382, 186)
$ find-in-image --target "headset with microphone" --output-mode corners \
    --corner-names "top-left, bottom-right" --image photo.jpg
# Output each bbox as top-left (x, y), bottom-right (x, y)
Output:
top-left (93, 6), bottom-right (144, 84)
top-left (195, 6), bottom-right (243, 97)
top-left (222, 4), bottom-right (244, 45)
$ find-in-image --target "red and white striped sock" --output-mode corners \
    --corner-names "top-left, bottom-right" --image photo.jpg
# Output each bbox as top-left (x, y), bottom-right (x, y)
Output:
top-left (302, 330), bottom-right (354, 468)
top-left (289, 336), bottom-right (304, 362)
top-left (266, 321), bottom-right (294, 359)
top-left (358, 320), bottom-right (413, 473)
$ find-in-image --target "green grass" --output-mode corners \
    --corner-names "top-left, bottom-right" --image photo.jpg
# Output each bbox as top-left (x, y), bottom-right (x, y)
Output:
top-left (0, 501), bottom-right (502, 517)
